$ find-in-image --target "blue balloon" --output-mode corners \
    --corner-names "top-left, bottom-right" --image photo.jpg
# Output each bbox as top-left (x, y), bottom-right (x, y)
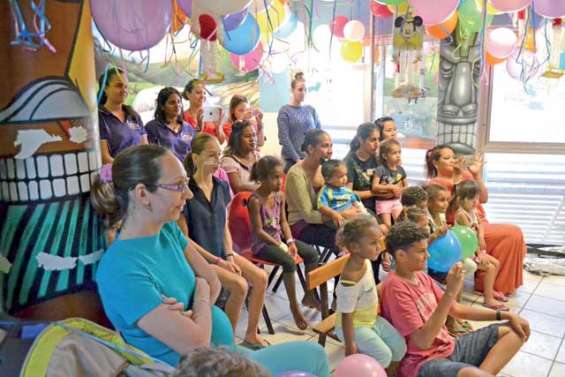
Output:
top-left (222, 13), bottom-right (260, 56)
top-left (275, 11), bottom-right (298, 38)
top-left (427, 230), bottom-right (462, 273)
top-left (223, 8), bottom-right (248, 32)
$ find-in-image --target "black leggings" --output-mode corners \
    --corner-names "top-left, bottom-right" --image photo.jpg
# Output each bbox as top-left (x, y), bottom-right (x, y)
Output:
top-left (296, 223), bottom-right (339, 257)
top-left (255, 240), bottom-right (319, 273)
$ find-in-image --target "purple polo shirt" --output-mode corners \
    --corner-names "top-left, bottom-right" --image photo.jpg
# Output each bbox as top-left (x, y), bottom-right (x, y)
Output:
top-left (98, 106), bottom-right (145, 157)
top-left (145, 119), bottom-right (195, 162)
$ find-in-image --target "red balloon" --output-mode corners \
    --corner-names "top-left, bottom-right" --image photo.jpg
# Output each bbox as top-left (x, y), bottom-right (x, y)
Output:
top-left (370, 1), bottom-right (393, 17)
top-left (228, 192), bottom-right (253, 250)
top-left (199, 14), bottom-right (218, 41)
top-left (331, 16), bottom-right (349, 38)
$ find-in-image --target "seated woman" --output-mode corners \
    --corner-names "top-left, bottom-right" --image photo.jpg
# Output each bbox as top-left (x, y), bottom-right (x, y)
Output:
top-left (98, 66), bottom-right (147, 164)
top-left (220, 121), bottom-right (260, 194)
top-left (222, 94), bottom-right (265, 150)
top-left (181, 134), bottom-right (268, 349)
top-left (286, 130), bottom-right (357, 260)
top-left (146, 87), bottom-right (195, 162)
top-left (426, 145), bottom-right (525, 295)
top-left (91, 144), bottom-right (330, 376)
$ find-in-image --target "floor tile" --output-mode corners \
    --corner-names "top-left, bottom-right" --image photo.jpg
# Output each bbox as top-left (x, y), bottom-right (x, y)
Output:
top-left (520, 309), bottom-right (565, 338)
top-left (542, 275), bottom-right (565, 287)
top-left (501, 351), bottom-right (553, 377)
top-left (505, 291), bottom-right (532, 309)
top-left (533, 281), bottom-right (565, 302)
top-left (525, 295), bottom-right (565, 319)
top-left (556, 341), bottom-right (565, 364)
top-left (520, 330), bottom-right (561, 360)
top-left (517, 277), bottom-right (542, 294)
top-left (261, 322), bottom-right (315, 345)
top-left (262, 293), bottom-right (295, 322)
top-left (548, 362), bottom-right (565, 377)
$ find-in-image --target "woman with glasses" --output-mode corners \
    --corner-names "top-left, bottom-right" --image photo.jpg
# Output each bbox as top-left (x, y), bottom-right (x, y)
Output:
top-left (180, 134), bottom-right (269, 350)
top-left (91, 144), bottom-right (330, 375)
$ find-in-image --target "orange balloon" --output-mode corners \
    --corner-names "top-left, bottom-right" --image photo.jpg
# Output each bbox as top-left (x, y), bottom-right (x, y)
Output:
top-left (426, 11), bottom-right (458, 40)
top-left (172, 0), bottom-right (189, 33)
top-left (486, 52), bottom-right (506, 65)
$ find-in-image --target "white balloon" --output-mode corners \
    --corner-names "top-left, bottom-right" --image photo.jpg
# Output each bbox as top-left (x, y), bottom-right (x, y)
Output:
top-left (193, 0), bottom-right (252, 17)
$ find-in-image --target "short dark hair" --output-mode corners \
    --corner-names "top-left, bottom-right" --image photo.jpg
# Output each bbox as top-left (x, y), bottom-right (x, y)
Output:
top-left (336, 215), bottom-right (381, 250)
top-left (401, 186), bottom-right (428, 207)
top-left (374, 116), bottom-right (394, 141)
top-left (424, 183), bottom-right (448, 202)
top-left (404, 207), bottom-right (427, 224)
top-left (321, 159), bottom-right (345, 181)
top-left (225, 120), bottom-right (252, 157)
top-left (173, 347), bottom-right (270, 377)
top-left (250, 155), bottom-right (283, 182)
top-left (386, 221), bottom-right (429, 256)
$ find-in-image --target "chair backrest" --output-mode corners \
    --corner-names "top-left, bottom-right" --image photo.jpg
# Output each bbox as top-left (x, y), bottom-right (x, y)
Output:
top-left (228, 191), bottom-right (253, 252)
top-left (307, 255), bottom-right (350, 291)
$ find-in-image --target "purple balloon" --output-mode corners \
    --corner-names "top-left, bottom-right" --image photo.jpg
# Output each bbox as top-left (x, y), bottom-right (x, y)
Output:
top-left (178, 0), bottom-right (192, 17)
top-left (223, 8), bottom-right (248, 31)
top-left (92, 0), bottom-right (172, 51)
top-left (276, 372), bottom-right (316, 377)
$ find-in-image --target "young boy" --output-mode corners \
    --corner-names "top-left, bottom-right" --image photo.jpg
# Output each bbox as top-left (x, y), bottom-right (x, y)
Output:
top-left (380, 222), bottom-right (529, 377)
top-left (400, 186), bottom-right (428, 210)
top-left (318, 159), bottom-right (366, 227)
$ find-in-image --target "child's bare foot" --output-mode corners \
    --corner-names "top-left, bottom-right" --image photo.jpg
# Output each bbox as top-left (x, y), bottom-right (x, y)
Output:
top-left (301, 295), bottom-right (321, 311)
top-left (483, 299), bottom-right (509, 311)
top-left (290, 306), bottom-right (308, 330)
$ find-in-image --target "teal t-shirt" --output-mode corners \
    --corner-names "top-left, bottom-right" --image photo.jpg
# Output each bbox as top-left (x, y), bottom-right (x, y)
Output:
top-left (96, 222), bottom-right (233, 366)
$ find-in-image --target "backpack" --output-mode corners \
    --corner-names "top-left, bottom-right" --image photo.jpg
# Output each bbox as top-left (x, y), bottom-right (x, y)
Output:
top-left (18, 317), bottom-right (175, 377)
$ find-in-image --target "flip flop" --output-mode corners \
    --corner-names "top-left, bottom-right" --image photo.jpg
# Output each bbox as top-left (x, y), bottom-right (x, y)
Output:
top-left (483, 302), bottom-right (510, 311)
top-left (239, 339), bottom-right (271, 350)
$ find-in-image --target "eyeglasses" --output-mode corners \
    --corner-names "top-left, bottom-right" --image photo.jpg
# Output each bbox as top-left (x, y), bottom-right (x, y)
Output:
top-left (156, 182), bottom-right (190, 193)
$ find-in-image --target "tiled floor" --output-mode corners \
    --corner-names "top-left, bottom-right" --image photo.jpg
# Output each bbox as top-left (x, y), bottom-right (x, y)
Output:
top-left (234, 268), bottom-right (565, 376)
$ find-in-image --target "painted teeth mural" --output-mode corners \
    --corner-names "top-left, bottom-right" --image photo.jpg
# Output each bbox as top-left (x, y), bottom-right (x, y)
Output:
top-left (0, 0), bottom-right (105, 317)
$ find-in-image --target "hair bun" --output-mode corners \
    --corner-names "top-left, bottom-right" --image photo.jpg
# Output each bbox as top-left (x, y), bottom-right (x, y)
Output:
top-left (294, 72), bottom-right (304, 80)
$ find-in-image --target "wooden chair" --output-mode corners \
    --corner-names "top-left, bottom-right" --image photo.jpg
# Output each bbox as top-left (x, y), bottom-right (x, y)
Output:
top-left (308, 255), bottom-right (350, 347)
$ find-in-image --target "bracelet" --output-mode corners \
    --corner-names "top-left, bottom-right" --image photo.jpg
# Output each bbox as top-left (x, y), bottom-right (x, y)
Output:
top-left (286, 238), bottom-right (295, 245)
top-left (496, 310), bottom-right (502, 321)
top-left (225, 253), bottom-right (235, 259)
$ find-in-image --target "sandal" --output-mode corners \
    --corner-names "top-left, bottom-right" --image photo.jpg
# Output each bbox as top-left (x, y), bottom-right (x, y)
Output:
top-left (240, 339), bottom-right (271, 350)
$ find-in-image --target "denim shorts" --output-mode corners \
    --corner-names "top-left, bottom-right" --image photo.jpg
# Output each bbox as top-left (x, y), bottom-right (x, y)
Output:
top-left (418, 323), bottom-right (501, 377)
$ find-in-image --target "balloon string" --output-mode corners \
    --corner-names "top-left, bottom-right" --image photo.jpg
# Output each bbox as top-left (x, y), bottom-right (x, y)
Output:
top-left (9, 0), bottom-right (56, 52)
top-left (328, 0), bottom-right (337, 61)
top-left (477, 0), bottom-right (488, 83)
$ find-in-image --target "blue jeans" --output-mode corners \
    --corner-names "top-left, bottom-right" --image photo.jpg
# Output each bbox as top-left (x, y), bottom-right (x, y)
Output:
top-left (238, 341), bottom-right (330, 377)
top-left (336, 316), bottom-right (407, 368)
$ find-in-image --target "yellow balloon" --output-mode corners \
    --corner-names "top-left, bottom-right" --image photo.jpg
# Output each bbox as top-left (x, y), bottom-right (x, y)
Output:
top-left (256, 0), bottom-right (286, 36)
top-left (475, 0), bottom-right (503, 15)
top-left (387, 3), bottom-right (409, 14)
top-left (341, 40), bottom-right (363, 63)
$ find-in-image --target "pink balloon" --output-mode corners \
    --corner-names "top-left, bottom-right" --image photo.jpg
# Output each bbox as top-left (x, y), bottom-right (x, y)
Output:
top-left (331, 16), bottom-right (349, 38)
top-left (343, 20), bottom-right (366, 41)
top-left (534, 0), bottom-right (565, 18)
top-left (334, 354), bottom-right (387, 377)
top-left (506, 51), bottom-right (540, 81)
top-left (409, 0), bottom-right (458, 25)
top-left (486, 28), bottom-right (517, 59)
top-left (491, 0), bottom-right (531, 12)
top-left (230, 43), bottom-right (264, 72)
top-left (92, 0), bottom-right (172, 51)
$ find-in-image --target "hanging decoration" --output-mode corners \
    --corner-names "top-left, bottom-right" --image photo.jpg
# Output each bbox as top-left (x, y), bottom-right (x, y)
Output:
top-left (392, 9), bottom-right (425, 102)
top-left (9, 0), bottom-right (56, 52)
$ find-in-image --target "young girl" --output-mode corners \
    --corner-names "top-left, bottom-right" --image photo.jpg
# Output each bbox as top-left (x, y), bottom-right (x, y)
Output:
top-left (372, 139), bottom-right (406, 229)
top-left (335, 215), bottom-right (406, 372)
top-left (451, 180), bottom-right (509, 311)
top-left (426, 183), bottom-right (477, 336)
top-left (247, 156), bottom-right (320, 330)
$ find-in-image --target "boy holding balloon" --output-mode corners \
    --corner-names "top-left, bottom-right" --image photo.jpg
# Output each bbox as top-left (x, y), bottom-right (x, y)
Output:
top-left (380, 222), bottom-right (529, 377)
top-left (451, 181), bottom-right (509, 311)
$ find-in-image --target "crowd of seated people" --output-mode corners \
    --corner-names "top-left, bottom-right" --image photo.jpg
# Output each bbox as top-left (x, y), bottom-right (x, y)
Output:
top-left (91, 68), bottom-right (529, 377)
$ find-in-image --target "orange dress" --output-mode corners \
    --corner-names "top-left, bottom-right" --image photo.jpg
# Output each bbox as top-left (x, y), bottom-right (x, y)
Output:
top-left (429, 174), bottom-right (526, 294)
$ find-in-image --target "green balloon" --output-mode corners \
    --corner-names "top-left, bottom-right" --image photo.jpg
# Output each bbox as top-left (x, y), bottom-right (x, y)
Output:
top-left (451, 225), bottom-right (479, 260)
top-left (458, 0), bottom-right (493, 34)
top-left (377, 0), bottom-right (407, 5)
